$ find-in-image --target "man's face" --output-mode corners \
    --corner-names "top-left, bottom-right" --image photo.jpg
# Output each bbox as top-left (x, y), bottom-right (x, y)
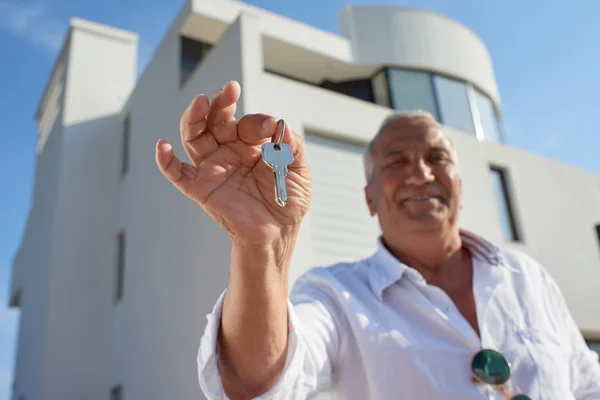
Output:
top-left (365, 118), bottom-right (462, 234)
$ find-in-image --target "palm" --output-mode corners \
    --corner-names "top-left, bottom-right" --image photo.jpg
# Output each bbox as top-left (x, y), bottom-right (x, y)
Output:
top-left (188, 139), bottom-right (311, 243)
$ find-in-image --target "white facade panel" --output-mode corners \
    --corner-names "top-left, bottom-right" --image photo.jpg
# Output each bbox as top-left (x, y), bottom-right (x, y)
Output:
top-left (109, 12), bottom-right (264, 400)
top-left (10, 107), bottom-right (65, 400)
top-left (63, 23), bottom-right (137, 125)
top-left (304, 134), bottom-right (379, 268)
top-left (42, 20), bottom-right (138, 400)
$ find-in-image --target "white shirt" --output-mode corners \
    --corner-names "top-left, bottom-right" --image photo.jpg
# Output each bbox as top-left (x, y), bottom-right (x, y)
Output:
top-left (197, 230), bottom-right (600, 399)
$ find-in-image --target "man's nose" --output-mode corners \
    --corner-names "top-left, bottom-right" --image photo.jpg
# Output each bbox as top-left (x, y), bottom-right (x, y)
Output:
top-left (404, 159), bottom-right (434, 185)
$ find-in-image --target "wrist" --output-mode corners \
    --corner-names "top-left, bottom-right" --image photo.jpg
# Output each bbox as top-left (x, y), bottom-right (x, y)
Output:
top-left (229, 225), bottom-right (299, 288)
top-left (231, 224), bottom-right (300, 257)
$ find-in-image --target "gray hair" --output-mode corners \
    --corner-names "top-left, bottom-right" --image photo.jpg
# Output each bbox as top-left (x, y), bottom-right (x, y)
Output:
top-left (363, 110), bottom-right (457, 183)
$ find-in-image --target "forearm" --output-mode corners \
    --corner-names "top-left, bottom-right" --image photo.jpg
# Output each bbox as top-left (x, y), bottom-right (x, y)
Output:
top-left (218, 230), bottom-right (299, 397)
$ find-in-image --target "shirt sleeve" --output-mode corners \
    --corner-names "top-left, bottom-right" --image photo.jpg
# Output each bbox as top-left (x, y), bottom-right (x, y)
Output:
top-left (197, 272), bottom-right (344, 400)
top-left (542, 269), bottom-right (600, 398)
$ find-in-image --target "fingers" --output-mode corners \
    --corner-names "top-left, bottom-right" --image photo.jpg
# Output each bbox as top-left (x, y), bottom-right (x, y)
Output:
top-left (237, 114), bottom-right (281, 145)
top-left (206, 81), bottom-right (240, 144)
top-left (155, 139), bottom-right (195, 196)
top-left (237, 115), bottom-right (307, 168)
top-left (180, 81), bottom-right (241, 165)
top-left (181, 94), bottom-right (213, 165)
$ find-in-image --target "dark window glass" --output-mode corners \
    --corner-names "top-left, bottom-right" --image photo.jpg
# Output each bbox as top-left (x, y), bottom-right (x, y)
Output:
top-left (180, 36), bottom-right (213, 86)
top-left (111, 385), bottom-right (122, 400)
top-left (434, 75), bottom-right (476, 135)
top-left (320, 79), bottom-right (374, 102)
top-left (490, 167), bottom-right (520, 241)
top-left (121, 115), bottom-right (130, 177)
top-left (371, 69), bottom-right (390, 108)
top-left (474, 89), bottom-right (502, 142)
top-left (387, 69), bottom-right (439, 119)
top-left (116, 232), bottom-right (125, 301)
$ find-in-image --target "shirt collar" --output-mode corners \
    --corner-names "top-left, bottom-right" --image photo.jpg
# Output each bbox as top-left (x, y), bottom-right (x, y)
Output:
top-left (368, 229), bottom-right (504, 300)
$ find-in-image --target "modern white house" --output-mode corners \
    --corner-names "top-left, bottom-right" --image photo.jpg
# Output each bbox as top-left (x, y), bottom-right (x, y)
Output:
top-left (9, 0), bottom-right (600, 398)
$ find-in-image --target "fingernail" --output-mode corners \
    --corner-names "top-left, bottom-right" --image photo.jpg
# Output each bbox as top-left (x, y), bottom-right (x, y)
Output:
top-left (192, 94), bottom-right (203, 105)
top-left (262, 117), bottom-right (273, 130)
top-left (158, 140), bottom-right (172, 152)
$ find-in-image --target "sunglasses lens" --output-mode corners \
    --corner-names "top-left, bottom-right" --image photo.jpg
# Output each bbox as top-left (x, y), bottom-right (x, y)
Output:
top-left (471, 349), bottom-right (511, 385)
top-left (511, 396), bottom-right (532, 400)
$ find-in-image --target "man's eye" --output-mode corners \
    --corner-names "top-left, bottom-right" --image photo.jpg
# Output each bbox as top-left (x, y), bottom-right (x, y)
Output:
top-left (386, 158), bottom-right (408, 168)
top-left (429, 154), bottom-right (448, 163)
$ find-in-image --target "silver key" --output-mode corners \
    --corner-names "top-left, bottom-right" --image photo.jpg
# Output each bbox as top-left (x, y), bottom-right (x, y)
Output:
top-left (262, 120), bottom-right (294, 207)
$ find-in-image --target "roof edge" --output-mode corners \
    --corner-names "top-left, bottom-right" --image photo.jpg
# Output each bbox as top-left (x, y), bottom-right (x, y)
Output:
top-left (34, 18), bottom-right (139, 122)
top-left (69, 17), bottom-right (139, 43)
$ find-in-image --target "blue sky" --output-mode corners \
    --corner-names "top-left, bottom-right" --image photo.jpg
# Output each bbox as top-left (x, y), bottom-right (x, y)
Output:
top-left (1, 0), bottom-right (599, 398)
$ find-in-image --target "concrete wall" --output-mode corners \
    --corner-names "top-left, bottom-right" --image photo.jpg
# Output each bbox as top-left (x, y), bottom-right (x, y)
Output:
top-left (111, 11), bottom-right (263, 400)
top-left (8, 19), bottom-right (138, 400)
top-left (43, 21), bottom-right (137, 400)
top-left (10, 104), bottom-right (65, 400)
top-left (339, 6), bottom-right (500, 106)
top-left (189, 0), bottom-right (353, 62)
top-left (62, 18), bottom-right (138, 125)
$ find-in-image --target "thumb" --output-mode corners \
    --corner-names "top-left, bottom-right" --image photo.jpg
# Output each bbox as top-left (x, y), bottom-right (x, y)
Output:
top-left (155, 139), bottom-right (195, 196)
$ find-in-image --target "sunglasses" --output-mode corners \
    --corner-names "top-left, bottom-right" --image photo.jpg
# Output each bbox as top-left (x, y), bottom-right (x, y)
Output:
top-left (471, 349), bottom-right (532, 400)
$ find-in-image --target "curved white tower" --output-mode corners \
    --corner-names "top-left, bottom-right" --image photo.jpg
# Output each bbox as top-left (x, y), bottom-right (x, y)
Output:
top-left (340, 6), bottom-right (500, 105)
top-left (340, 6), bottom-right (502, 142)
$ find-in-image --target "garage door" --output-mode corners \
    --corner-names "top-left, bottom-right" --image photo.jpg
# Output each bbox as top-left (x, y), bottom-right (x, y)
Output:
top-left (304, 133), bottom-right (381, 268)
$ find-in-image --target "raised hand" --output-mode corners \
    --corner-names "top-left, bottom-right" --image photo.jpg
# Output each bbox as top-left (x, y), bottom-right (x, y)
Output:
top-left (155, 81), bottom-right (312, 246)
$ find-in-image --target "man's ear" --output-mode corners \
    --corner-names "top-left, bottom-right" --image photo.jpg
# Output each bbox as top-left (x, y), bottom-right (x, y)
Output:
top-left (365, 185), bottom-right (376, 216)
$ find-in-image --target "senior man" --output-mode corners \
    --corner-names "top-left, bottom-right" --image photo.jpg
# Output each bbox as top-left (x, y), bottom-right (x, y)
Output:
top-left (156, 81), bottom-right (600, 399)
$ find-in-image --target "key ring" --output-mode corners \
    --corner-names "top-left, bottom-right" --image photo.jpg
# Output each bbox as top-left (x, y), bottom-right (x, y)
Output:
top-left (274, 119), bottom-right (285, 149)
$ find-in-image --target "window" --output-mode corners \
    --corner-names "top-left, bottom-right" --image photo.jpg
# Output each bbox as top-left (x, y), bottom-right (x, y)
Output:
top-left (116, 232), bottom-right (125, 301)
top-left (596, 224), bottom-right (600, 252)
top-left (490, 167), bottom-right (520, 241)
top-left (121, 115), bottom-right (130, 177)
top-left (387, 69), bottom-right (439, 119)
top-left (180, 36), bottom-right (213, 86)
top-left (371, 69), bottom-right (390, 108)
top-left (111, 385), bottom-right (122, 400)
top-left (474, 89), bottom-right (502, 142)
top-left (320, 79), bottom-right (374, 102)
top-left (433, 75), bottom-right (476, 135)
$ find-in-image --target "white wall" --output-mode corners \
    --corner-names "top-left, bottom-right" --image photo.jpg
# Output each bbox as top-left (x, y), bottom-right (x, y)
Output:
top-left (10, 103), bottom-right (65, 400)
top-left (339, 6), bottom-right (500, 106)
top-left (25, 20), bottom-right (137, 400)
top-left (63, 19), bottom-right (138, 125)
top-left (111, 11), bottom-right (264, 400)
top-left (189, 0), bottom-right (352, 62)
